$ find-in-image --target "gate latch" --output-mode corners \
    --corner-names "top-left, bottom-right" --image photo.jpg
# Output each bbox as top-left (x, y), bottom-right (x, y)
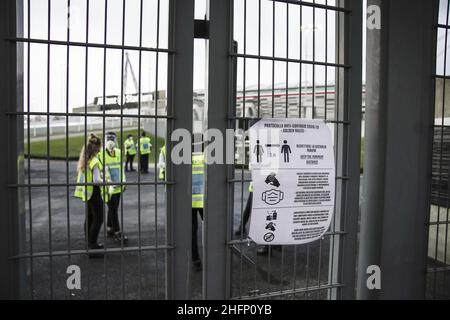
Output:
top-left (194, 19), bottom-right (209, 39)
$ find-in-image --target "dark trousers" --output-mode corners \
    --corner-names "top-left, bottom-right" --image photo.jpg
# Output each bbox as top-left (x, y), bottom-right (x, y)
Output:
top-left (192, 208), bottom-right (204, 262)
top-left (107, 193), bottom-right (121, 233)
top-left (85, 186), bottom-right (104, 247)
top-left (140, 154), bottom-right (149, 173)
top-left (125, 154), bottom-right (135, 171)
top-left (239, 192), bottom-right (253, 234)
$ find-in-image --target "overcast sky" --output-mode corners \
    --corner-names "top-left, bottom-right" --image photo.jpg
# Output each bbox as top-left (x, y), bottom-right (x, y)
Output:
top-left (22, 0), bottom-right (372, 112)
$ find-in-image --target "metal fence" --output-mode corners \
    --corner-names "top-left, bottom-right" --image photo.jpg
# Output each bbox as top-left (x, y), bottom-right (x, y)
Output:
top-left (1, 0), bottom-right (362, 300)
top-left (428, 0), bottom-right (450, 300)
top-left (218, 0), bottom-right (362, 300)
top-left (4, 0), bottom-right (176, 300)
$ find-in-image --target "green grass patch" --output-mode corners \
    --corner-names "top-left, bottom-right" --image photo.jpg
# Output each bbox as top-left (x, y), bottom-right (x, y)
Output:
top-left (25, 129), bottom-right (165, 162)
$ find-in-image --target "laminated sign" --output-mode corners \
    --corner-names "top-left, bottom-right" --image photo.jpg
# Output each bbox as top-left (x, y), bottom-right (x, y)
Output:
top-left (249, 118), bottom-right (335, 245)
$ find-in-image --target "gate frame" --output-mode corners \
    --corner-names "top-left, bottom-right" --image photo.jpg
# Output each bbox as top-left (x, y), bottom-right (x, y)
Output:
top-left (204, 0), bottom-right (363, 300)
top-left (0, 0), bottom-right (22, 300)
top-left (328, 0), bottom-right (363, 300)
top-left (167, 0), bottom-right (195, 300)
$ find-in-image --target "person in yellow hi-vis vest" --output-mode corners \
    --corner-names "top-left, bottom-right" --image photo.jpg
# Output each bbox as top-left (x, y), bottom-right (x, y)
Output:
top-left (74, 134), bottom-right (109, 257)
top-left (191, 150), bottom-right (204, 272)
top-left (138, 131), bottom-right (152, 174)
top-left (124, 134), bottom-right (137, 172)
top-left (98, 132), bottom-right (129, 244)
top-left (158, 140), bottom-right (204, 271)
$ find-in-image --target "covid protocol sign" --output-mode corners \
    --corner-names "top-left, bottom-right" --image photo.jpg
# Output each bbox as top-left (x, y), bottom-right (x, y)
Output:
top-left (249, 118), bottom-right (336, 245)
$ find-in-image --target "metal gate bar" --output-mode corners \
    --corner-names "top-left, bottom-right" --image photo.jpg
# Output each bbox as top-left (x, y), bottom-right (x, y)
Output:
top-left (0, 0), bottom-right (22, 300)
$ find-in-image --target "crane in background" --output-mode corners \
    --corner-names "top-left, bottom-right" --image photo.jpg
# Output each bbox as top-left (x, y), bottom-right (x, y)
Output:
top-left (123, 52), bottom-right (139, 100)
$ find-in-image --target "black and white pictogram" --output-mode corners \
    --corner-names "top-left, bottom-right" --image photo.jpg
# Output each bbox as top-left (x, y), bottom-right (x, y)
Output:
top-left (266, 210), bottom-right (278, 221)
top-left (253, 140), bottom-right (264, 163)
top-left (281, 140), bottom-right (292, 163)
top-left (261, 189), bottom-right (284, 205)
top-left (265, 222), bottom-right (276, 232)
top-left (265, 173), bottom-right (280, 187)
top-left (263, 232), bottom-right (275, 243)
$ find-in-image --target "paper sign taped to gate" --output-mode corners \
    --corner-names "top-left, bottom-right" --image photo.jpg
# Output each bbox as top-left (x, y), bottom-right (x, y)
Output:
top-left (248, 118), bottom-right (335, 245)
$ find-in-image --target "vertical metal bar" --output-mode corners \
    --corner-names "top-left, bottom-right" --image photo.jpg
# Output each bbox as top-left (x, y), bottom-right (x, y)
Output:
top-left (0, 0), bottom-right (20, 300)
top-left (26, 0), bottom-right (34, 300)
top-left (65, 0), bottom-right (72, 300)
top-left (119, 0), bottom-right (126, 300)
top-left (433, 0), bottom-right (450, 299)
top-left (17, 0), bottom-right (26, 299)
top-left (227, 32), bottom-right (237, 299)
top-left (101, 0), bottom-right (109, 299)
top-left (137, 0), bottom-right (143, 299)
top-left (257, 0), bottom-right (261, 119)
top-left (166, 0), bottom-right (195, 300)
top-left (328, 4), bottom-right (341, 299)
top-left (84, 0), bottom-right (90, 299)
top-left (304, 244), bottom-right (310, 299)
top-left (46, 0), bottom-right (53, 299)
top-left (154, 0), bottom-right (161, 299)
top-left (330, 0), bottom-right (362, 300)
top-left (442, 19), bottom-right (450, 297)
top-left (239, 0), bottom-right (247, 299)
top-left (204, 0), bottom-right (232, 300)
top-left (324, 0), bottom-right (328, 122)
top-left (299, 3), bottom-right (302, 119)
top-left (285, 2), bottom-right (289, 118)
top-left (357, 0), bottom-right (437, 299)
top-left (312, 1), bottom-right (316, 119)
top-left (271, 0), bottom-right (275, 119)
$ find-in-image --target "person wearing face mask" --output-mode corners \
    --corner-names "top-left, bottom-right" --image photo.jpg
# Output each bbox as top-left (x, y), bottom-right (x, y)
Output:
top-left (98, 132), bottom-right (128, 244)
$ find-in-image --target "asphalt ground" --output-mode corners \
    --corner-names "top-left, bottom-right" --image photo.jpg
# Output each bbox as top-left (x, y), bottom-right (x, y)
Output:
top-left (20, 159), bottom-right (450, 300)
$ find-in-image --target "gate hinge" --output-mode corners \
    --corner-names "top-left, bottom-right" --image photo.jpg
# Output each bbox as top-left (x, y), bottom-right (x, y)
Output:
top-left (194, 19), bottom-right (209, 39)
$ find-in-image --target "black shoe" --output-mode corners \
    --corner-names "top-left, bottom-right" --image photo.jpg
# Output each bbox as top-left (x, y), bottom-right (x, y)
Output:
top-left (193, 259), bottom-right (202, 272)
top-left (88, 243), bottom-right (104, 258)
top-left (256, 246), bottom-right (269, 256)
top-left (125, 169), bottom-right (130, 172)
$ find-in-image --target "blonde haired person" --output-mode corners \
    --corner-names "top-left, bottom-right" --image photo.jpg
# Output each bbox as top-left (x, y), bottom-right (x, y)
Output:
top-left (74, 134), bottom-right (107, 257)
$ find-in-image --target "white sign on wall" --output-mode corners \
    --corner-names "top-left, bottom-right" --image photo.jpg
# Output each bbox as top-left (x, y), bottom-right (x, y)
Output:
top-left (249, 118), bottom-right (335, 245)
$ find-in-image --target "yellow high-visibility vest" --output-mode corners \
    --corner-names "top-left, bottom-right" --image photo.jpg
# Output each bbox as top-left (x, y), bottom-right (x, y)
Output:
top-left (98, 148), bottom-right (126, 195)
top-left (192, 152), bottom-right (204, 209)
top-left (139, 137), bottom-right (151, 155)
top-left (74, 157), bottom-right (109, 203)
top-left (124, 138), bottom-right (137, 156)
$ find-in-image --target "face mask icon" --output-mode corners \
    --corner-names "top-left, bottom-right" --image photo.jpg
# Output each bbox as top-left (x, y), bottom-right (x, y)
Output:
top-left (262, 189), bottom-right (284, 205)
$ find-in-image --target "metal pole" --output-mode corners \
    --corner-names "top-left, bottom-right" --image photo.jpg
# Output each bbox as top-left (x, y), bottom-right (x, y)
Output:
top-left (357, 0), bottom-right (438, 299)
top-left (203, 0), bottom-right (232, 300)
top-left (356, 0), bottom-right (387, 300)
top-left (328, 0), bottom-right (363, 300)
top-left (167, 0), bottom-right (195, 300)
top-left (0, 0), bottom-right (21, 300)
